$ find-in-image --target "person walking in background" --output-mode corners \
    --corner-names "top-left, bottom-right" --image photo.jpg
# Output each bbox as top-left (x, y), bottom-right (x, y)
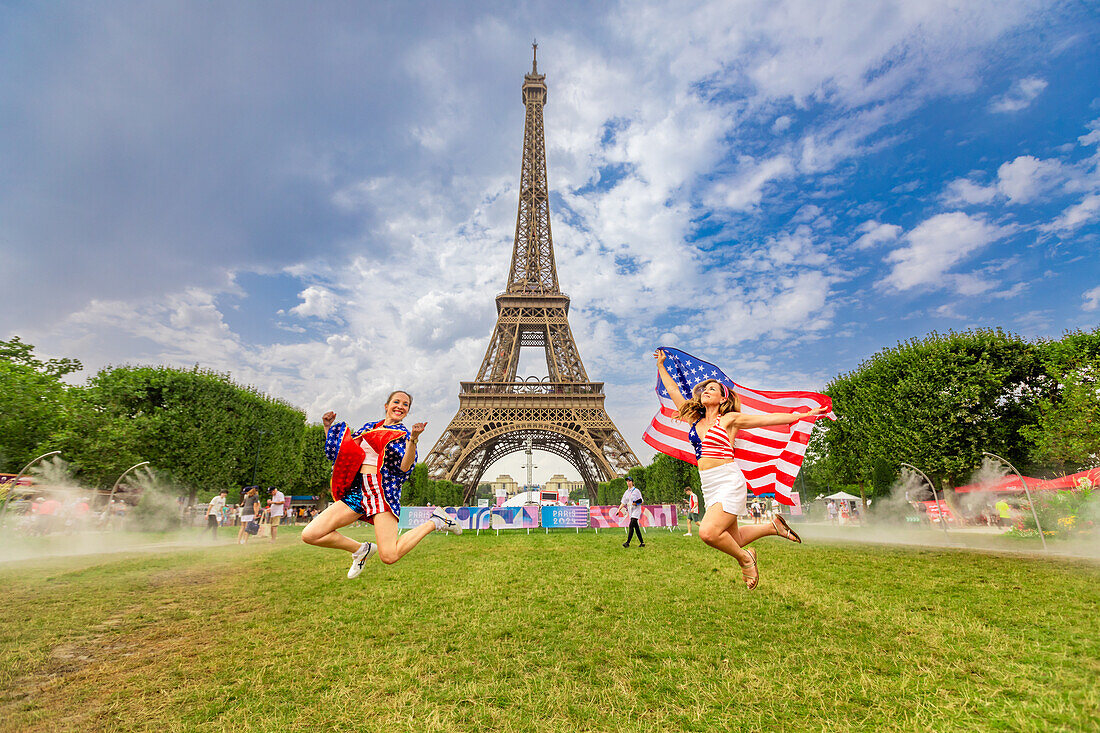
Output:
top-left (206, 489), bottom-right (227, 539)
top-left (827, 500), bottom-right (838, 525)
top-left (684, 487), bottom-right (699, 537)
top-left (237, 487), bottom-right (260, 545)
top-left (618, 477), bottom-right (645, 548)
top-left (268, 487), bottom-right (285, 542)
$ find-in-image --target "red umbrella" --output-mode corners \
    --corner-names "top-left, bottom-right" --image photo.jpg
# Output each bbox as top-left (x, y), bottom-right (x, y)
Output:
top-left (1035, 467), bottom-right (1100, 491)
top-left (953, 474), bottom-right (1044, 493)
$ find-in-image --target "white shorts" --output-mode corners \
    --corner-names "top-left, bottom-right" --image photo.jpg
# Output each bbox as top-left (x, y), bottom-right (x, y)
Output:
top-left (699, 462), bottom-right (748, 516)
top-left (240, 515), bottom-right (255, 523)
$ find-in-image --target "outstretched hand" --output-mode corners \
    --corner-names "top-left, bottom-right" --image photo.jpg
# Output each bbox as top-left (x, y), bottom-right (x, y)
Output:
top-left (802, 406), bottom-right (829, 419)
top-left (653, 349), bottom-right (666, 367)
top-left (321, 411), bottom-right (336, 430)
top-left (409, 422), bottom-right (428, 439)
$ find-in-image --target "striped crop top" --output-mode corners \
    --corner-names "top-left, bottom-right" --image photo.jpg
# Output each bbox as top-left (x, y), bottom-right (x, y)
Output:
top-left (698, 420), bottom-right (735, 460)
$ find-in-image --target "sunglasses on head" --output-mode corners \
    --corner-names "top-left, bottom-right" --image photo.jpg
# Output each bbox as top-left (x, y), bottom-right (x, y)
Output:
top-left (693, 381), bottom-right (730, 400)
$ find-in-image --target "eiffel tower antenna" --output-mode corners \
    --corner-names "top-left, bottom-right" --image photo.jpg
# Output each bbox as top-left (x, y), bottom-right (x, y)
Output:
top-left (425, 50), bottom-right (640, 501)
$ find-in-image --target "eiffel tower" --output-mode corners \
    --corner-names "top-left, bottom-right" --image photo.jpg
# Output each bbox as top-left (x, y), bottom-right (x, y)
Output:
top-left (425, 45), bottom-right (640, 501)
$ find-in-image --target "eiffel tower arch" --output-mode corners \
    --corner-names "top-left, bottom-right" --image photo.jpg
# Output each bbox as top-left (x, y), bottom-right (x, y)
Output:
top-left (425, 45), bottom-right (640, 501)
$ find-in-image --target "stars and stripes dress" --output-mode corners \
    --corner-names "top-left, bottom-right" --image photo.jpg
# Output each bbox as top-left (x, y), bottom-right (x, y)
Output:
top-left (324, 420), bottom-right (414, 522)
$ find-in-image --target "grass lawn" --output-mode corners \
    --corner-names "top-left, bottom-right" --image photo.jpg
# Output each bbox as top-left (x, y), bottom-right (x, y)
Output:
top-left (1, 526), bottom-right (1098, 732)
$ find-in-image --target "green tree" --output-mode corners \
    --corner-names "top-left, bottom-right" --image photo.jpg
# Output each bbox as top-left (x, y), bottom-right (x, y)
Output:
top-left (53, 365), bottom-right (307, 500)
top-left (871, 456), bottom-right (895, 496)
top-left (605, 477), bottom-right (627, 505)
top-left (1023, 328), bottom-right (1100, 472)
top-left (596, 481), bottom-right (611, 506)
top-left (401, 463), bottom-right (430, 506)
top-left (809, 329), bottom-right (1047, 492)
top-left (290, 424), bottom-right (333, 498)
top-left (643, 453), bottom-right (699, 504)
top-left (0, 337), bottom-right (82, 472)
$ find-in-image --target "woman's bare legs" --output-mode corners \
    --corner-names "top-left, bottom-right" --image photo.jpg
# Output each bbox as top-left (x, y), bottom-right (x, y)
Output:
top-left (301, 501), bottom-right (364, 553)
top-left (727, 522), bottom-right (778, 547)
top-left (697, 506), bottom-right (754, 565)
top-left (371, 511), bottom-right (438, 565)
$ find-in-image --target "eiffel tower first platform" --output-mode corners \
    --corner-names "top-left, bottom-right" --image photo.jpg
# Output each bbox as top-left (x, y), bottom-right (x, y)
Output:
top-left (424, 46), bottom-right (640, 501)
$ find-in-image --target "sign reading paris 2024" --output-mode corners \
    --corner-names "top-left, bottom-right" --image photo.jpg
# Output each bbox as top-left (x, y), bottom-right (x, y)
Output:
top-left (541, 506), bottom-right (590, 529)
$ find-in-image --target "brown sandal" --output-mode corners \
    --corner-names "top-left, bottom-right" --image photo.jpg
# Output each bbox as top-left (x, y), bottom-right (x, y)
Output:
top-left (772, 515), bottom-right (802, 544)
top-left (741, 548), bottom-right (758, 590)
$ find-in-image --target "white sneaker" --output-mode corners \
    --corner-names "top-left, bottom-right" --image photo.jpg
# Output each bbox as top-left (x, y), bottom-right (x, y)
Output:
top-left (347, 542), bottom-right (376, 579)
top-left (684, 532), bottom-right (692, 536)
top-left (430, 509), bottom-right (462, 535)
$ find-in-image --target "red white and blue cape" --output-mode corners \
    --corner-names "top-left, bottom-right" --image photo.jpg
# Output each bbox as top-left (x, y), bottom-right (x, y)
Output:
top-left (324, 420), bottom-right (413, 517)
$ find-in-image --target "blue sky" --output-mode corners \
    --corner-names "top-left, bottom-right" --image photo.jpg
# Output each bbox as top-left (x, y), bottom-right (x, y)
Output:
top-left (2, 1), bottom-right (1098, 484)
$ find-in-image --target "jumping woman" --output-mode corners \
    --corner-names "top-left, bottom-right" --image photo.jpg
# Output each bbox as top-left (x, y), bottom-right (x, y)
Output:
top-left (302, 390), bottom-right (460, 579)
top-left (655, 349), bottom-right (826, 589)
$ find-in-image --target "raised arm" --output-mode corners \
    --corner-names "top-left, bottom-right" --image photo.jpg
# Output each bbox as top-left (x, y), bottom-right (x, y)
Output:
top-left (399, 422), bottom-right (426, 473)
top-left (654, 349), bottom-right (687, 410)
top-left (729, 406), bottom-right (828, 430)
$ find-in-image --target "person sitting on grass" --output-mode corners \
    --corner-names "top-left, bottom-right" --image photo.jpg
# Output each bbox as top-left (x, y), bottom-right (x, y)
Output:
top-left (301, 390), bottom-right (460, 579)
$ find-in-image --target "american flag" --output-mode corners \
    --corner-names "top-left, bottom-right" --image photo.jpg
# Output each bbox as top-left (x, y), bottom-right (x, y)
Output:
top-left (642, 347), bottom-right (835, 505)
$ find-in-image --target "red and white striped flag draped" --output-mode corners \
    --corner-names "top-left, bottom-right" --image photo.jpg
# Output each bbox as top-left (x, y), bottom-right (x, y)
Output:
top-left (642, 347), bottom-right (836, 505)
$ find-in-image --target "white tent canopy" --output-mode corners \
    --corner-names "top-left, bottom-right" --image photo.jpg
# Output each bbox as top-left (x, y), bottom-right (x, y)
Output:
top-left (824, 491), bottom-right (861, 502)
top-left (501, 491), bottom-right (541, 507)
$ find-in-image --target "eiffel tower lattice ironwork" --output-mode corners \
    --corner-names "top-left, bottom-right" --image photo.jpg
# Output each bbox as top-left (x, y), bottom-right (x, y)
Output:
top-left (425, 45), bottom-right (640, 501)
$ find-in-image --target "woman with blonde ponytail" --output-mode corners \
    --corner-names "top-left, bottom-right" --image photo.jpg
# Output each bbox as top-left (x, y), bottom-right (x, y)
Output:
top-left (655, 349), bottom-right (826, 589)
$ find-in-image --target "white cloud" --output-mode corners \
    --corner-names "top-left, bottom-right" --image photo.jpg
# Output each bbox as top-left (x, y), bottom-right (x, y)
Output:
top-left (989, 76), bottom-right (1048, 113)
top-left (945, 155), bottom-right (1069, 206)
top-left (1047, 194), bottom-right (1100, 233)
top-left (772, 115), bottom-right (792, 132)
top-left (881, 212), bottom-right (1007, 292)
top-left (289, 286), bottom-right (339, 319)
top-left (944, 178), bottom-right (998, 206)
top-left (709, 155), bottom-right (795, 211)
top-left (1079, 118), bottom-right (1100, 147)
top-left (853, 220), bottom-right (902, 250)
top-left (1084, 285), bottom-right (1100, 312)
top-left (995, 155), bottom-right (1066, 203)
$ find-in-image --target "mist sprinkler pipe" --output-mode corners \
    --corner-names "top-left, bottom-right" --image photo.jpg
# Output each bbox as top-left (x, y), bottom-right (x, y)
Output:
top-left (899, 462), bottom-right (951, 541)
top-left (102, 461), bottom-right (150, 526)
top-left (0, 450), bottom-right (62, 526)
top-left (983, 451), bottom-right (1046, 551)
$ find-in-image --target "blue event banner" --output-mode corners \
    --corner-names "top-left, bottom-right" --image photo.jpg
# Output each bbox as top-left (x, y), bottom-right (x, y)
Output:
top-left (398, 506), bottom-right (493, 530)
top-left (540, 505), bottom-right (590, 529)
top-left (490, 506), bottom-right (539, 530)
top-left (398, 506), bottom-right (434, 529)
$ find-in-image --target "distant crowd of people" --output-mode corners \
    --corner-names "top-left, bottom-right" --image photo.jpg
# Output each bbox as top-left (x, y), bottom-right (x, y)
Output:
top-left (2, 494), bottom-right (133, 535)
top-left (202, 487), bottom-right (319, 542)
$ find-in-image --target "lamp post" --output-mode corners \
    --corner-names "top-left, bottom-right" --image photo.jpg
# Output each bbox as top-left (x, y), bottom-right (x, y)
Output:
top-left (251, 429), bottom-right (268, 488)
top-left (983, 451), bottom-right (1046, 551)
top-left (899, 462), bottom-right (951, 541)
top-left (0, 450), bottom-right (61, 526)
